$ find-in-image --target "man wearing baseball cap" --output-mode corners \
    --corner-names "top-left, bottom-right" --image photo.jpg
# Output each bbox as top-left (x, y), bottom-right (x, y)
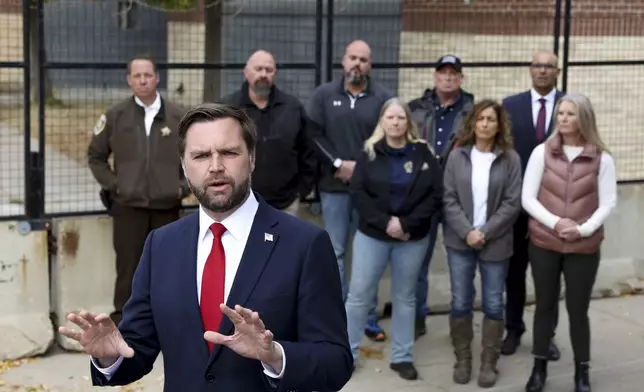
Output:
top-left (405, 54), bottom-right (475, 339)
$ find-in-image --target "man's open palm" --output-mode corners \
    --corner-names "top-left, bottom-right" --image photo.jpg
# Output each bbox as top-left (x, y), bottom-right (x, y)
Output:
top-left (204, 304), bottom-right (277, 363)
top-left (58, 311), bottom-right (134, 361)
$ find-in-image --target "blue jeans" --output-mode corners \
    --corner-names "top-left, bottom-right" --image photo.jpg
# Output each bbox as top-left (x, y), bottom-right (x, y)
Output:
top-left (346, 231), bottom-right (430, 363)
top-left (446, 247), bottom-right (509, 320)
top-left (415, 212), bottom-right (441, 317)
top-left (319, 192), bottom-right (379, 322)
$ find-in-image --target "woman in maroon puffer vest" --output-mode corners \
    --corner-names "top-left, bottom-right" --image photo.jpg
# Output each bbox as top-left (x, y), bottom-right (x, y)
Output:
top-left (522, 93), bottom-right (617, 392)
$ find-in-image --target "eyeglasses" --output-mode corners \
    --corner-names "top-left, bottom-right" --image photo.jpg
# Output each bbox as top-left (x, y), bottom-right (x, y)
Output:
top-left (530, 63), bottom-right (557, 70)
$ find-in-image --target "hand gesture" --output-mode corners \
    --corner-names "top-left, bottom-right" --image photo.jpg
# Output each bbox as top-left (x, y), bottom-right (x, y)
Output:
top-left (204, 305), bottom-right (281, 367)
top-left (559, 226), bottom-right (581, 242)
top-left (58, 312), bottom-right (134, 367)
top-left (555, 218), bottom-right (577, 234)
top-left (386, 217), bottom-right (406, 239)
top-left (466, 230), bottom-right (485, 248)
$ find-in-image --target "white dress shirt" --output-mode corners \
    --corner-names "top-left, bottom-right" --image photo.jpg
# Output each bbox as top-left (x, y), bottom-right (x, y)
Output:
top-left (134, 93), bottom-right (161, 136)
top-left (521, 143), bottom-right (617, 237)
top-left (91, 192), bottom-right (286, 380)
top-left (531, 88), bottom-right (557, 130)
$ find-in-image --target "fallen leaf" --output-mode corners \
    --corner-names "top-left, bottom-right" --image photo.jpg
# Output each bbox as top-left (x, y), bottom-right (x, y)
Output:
top-left (359, 346), bottom-right (384, 359)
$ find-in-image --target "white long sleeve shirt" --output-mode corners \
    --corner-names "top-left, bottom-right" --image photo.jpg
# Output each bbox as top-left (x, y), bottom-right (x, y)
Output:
top-left (521, 143), bottom-right (617, 237)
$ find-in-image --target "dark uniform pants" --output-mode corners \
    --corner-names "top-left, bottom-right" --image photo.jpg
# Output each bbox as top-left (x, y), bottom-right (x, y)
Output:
top-left (110, 203), bottom-right (180, 324)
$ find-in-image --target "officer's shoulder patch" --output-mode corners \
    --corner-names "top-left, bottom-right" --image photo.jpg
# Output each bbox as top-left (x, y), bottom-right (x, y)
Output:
top-left (93, 114), bottom-right (106, 136)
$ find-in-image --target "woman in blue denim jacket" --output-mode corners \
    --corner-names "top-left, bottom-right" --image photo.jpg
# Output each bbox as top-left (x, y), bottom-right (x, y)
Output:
top-left (346, 97), bottom-right (443, 380)
top-left (442, 99), bottom-right (522, 388)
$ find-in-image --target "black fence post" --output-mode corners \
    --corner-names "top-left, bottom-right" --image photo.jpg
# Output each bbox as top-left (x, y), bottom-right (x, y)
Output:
top-left (553, 0), bottom-right (562, 56)
top-left (561, 0), bottom-right (572, 93)
top-left (315, 0), bottom-right (323, 86)
top-left (325, 0), bottom-right (334, 82)
top-left (25, 0), bottom-right (46, 221)
top-left (22, 0), bottom-right (33, 220)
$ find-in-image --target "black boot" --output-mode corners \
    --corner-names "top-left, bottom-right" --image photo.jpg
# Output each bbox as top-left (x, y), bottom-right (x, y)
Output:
top-left (574, 362), bottom-right (591, 392)
top-left (525, 358), bottom-right (547, 392)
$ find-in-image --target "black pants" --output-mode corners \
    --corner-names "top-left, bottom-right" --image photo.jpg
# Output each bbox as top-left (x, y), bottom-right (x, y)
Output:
top-left (529, 243), bottom-right (600, 362)
top-left (111, 203), bottom-right (180, 323)
top-left (505, 212), bottom-right (559, 336)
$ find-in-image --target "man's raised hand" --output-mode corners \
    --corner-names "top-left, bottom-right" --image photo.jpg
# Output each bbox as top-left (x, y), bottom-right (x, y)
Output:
top-left (204, 304), bottom-right (282, 369)
top-left (58, 311), bottom-right (134, 367)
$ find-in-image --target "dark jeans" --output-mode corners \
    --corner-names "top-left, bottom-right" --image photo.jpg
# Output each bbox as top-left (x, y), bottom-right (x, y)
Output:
top-left (111, 203), bottom-right (180, 323)
top-left (505, 212), bottom-right (559, 336)
top-left (529, 243), bottom-right (600, 362)
top-left (446, 247), bottom-right (509, 320)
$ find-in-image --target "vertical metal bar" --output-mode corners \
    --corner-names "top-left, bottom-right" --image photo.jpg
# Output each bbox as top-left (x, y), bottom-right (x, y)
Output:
top-left (22, 0), bottom-right (31, 219)
top-left (33, 0), bottom-right (46, 219)
top-left (561, 0), bottom-right (572, 92)
top-left (37, 0), bottom-right (45, 158)
top-left (325, 0), bottom-right (334, 82)
top-left (315, 0), bottom-right (323, 86)
top-left (553, 0), bottom-right (562, 55)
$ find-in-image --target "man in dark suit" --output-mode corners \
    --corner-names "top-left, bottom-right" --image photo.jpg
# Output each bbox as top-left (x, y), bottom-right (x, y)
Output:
top-left (59, 103), bottom-right (353, 391)
top-left (501, 50), bottom-right (565, 360)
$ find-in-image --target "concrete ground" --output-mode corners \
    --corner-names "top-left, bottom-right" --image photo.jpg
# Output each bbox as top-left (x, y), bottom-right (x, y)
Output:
top-left (1, 295), bottom-right (643, 391)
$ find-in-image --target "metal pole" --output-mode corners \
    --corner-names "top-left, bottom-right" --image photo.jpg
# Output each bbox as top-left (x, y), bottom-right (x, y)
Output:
top-left (35, 0), bottom-right (46, 218)
top-left (22, 0), bottom-right (32, 219)
top-left (325, 0), bottom-right (334, 82)
top-left (561, 0), bottom-right (572, 92)
top-left (315, 0), bottom-right (323, 86)
top-left (553, 0), bottom-right (562, 55)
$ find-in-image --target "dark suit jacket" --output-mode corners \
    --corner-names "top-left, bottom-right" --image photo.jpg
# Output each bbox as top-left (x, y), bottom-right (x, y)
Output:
top-left (90, 195), bottom-right (353, 391)
top-left (502, 89), bottom-right (565, 173)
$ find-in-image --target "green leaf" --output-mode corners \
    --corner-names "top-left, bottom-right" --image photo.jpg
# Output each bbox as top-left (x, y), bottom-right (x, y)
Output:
top-left (143, 0), bottom-right (199, 11)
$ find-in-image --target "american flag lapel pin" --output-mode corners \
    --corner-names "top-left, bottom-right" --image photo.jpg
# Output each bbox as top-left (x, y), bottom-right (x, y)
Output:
top-left (264, 233), bottom-right (273, 242)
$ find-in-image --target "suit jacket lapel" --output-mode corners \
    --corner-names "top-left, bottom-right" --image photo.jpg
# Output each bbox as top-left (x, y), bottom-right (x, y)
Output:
top-left (177, 212), bottom-right (211, 360)
top-left (207, 199), bottom-right (280, 366)
top-left (547, 90), bottom-right (565, 135)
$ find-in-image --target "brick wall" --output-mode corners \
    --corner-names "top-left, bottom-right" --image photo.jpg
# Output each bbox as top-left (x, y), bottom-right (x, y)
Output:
top-left (402, 0), bottom-right (644, 36)
top-left (397, 0), bottom-right (644, 181)
top-left (0, 0), bottom-right (19, 13)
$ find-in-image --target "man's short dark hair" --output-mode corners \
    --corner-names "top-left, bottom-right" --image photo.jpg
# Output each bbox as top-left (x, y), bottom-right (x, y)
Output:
top-left (127, 55), bottom-right (158, 74)
top-left (177, 103), bottom-right (257, 159)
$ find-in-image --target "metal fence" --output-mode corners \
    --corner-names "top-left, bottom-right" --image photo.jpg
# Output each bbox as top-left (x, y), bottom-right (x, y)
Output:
top-left (0, 0), bottom-right (642, 222)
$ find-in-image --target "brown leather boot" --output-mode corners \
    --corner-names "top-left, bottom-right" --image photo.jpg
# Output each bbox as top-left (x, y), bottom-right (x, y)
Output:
top-left (478, 317), bottom-right (504, 388)
top-left (449, 315), bottom-right (473, 384)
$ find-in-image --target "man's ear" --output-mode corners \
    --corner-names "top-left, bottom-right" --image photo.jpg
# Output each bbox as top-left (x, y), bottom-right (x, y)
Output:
top-left (181, 160), bottom-right (187, 178)
top-left (250, 150), bottom-right (256, 172)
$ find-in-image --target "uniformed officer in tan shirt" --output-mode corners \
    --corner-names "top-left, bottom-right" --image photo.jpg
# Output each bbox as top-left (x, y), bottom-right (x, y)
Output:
top-left (88, 55), bottom-right (189, 324)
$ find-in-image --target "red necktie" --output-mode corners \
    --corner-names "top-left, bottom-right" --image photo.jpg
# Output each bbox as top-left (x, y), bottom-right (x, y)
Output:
top-left (535, 98), bottom-right (547, 141)
top-left (200, 222), bottom-right (227, 352)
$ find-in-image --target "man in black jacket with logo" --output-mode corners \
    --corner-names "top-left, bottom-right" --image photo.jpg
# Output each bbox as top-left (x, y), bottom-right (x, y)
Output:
top-left (221, 50), bottom-right (316, 217)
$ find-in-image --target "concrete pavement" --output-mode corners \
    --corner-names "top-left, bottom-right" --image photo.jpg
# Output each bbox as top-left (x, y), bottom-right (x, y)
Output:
top-left (1, 295), bottom-right (644, 391)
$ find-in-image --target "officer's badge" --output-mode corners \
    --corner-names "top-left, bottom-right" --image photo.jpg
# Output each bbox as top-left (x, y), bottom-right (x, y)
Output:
top-left (160, 126), bottom-right (171, 137)
top-left (403, 160), bottom-right (413, 174)
top-left (93, 114), bottom-right (106, 136)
